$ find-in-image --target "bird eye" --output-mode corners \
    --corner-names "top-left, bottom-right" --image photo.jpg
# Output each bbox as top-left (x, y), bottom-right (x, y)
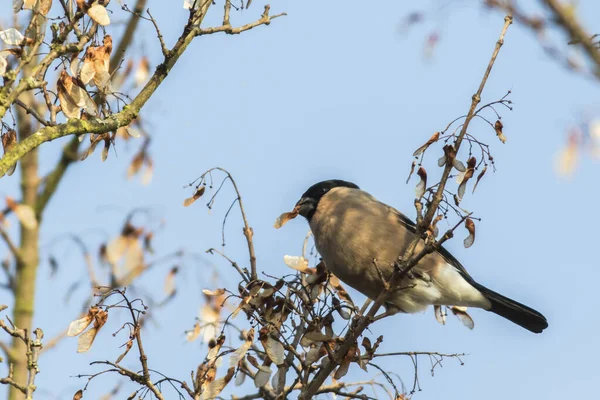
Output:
top-left (321, 188), bottom-right (329, 194)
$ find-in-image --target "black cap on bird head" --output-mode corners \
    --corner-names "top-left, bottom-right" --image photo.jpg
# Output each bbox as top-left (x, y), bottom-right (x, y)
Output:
top-left (295, 179), bottom-right (359, 221)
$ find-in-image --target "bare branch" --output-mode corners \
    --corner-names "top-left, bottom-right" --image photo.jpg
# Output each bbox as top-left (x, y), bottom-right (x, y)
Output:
top-left (298, 15), bottom-right (513, 399)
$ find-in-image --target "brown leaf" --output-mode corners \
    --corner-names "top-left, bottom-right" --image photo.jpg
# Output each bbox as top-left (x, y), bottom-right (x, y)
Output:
top-left (415, 166), bottom-right (427, 198)
top-left (134, 56), bottom-right (150, 87)
top-left (127, 152), bottom-right (145, 179)
top-left (67, 308), bottom-right (99, 337)
top-left (456, 157), bottom-right (476, 200)
top-left (202, 288), bottom-right (225, 296)
top-left (39, 0), bottom-right (52, 16)
top-left (556, 129), bottom-right (579, 176)
top-left (283, 255), bottom-right (313, 274)
top-left (495, 119), bottom-right (506, 143)
top-left (101, 138), bottom-right (110, 162)
top-left (1, 130), bottom-right (17, 176)
top-left (229, 328), bottom-right (254, 367)
top-left (57, 70), bottom-right (97, 119)
top-left (253, 365), bottom-right (271, 388)
top-left (115, 339), bottom-right (133, 364)
top-left (451, 306), bottom-right (474, 329)
top-left (463, 218), bottom-right (475, 248)
top-left (183, 186), bottom-right (206, 207)
top-left (164, 266), bottom-right (178, 296)
top-left (186, 322), bottom-right (201, 342)
top-left (452, 158), bottom-right (466, 172)
top-left (73, 390), bottom-right (83, 400)
top-left (262, 336), bottom-right (285, 366)
top-left (77, 309), bottom-right (108, 352)
top-left (6, 198), bottom-right (38, 229)
top-left (303, 330), bottom-right (333, 342)
top-left (334, 344), bottom-right (357, 380)
top-left (141, 158), bottom-right (153, 185)
top-left (206, 335), bottom-right (226, 363)
top-left (413, 131), bottom-right (440, 157)
top-left (273, 210), bottom-right (299, 229)
top-left (405, 160), bottom-right (416, 184)
top-left (472, 165), bottom-right (487, 194)
top-left (201, 366), bottom-right (235, 400)
top-left (88, 2), bottom-right (110, 26)
top-left (434, 305), bottom-right (446, 325)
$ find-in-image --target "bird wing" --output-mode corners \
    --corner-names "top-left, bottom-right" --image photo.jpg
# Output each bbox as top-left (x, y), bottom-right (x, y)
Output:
top-left (386, 205), bottom-right (477, 285)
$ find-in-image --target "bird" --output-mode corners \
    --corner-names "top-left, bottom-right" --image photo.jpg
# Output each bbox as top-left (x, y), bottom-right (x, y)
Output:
top-left (286, 179), bottom-right (548, 334)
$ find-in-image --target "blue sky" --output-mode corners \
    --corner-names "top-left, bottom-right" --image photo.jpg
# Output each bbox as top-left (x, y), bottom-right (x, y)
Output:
top-left (2, 1), bottom-right (600, 399)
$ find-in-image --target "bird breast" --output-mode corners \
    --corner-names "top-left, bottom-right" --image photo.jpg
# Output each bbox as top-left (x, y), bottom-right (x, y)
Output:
top-left (309, 188), bottom-right (411, 302)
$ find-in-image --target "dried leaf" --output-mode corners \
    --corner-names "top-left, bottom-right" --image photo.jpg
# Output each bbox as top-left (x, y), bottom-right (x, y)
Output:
top-left (495, 119), bottom-right (506, 143)
top-left (452, 158), bottom-right (466, 172)
top-left (303, 330), bottom-right (332, 342)
top-left (200, 305), bottom-right (220, 343)
top-left (77, 309), bottom-right (108, 352)
top-left (271, 367), bottom-right (283, 390)
top-left (11, 203), bottom-right (38, 229)
top-left (334, 344), bottom-right (357, 380)
top-left (406, 160), bottom-right (416, 184)
top-left (463, 218), bottom-right (475, 248)
top-left (88, 2), bottom-right (110, 26)
top-left (202, 288), bottom-right (225, 296)
top-left (13, 0), bottom-right (24, 13)
top-left (67, 309), bottom-right (97, 337)
top-left (274, 210), bottom-right (298, 229)
top-left (127, 152), bottom-right (144, 179)
top-left (0, 28), bottom-right (24, 46)
top-left (283, 255), bottom-right (312, 274)
top-left (186, 322), bottom-right (201, 342)
top-left (164, 266), bottom-right (178, 296)
top-left (73, 390), bottom-right (83, 400)
top-left (253, 366), bottom-right (271, 388)
top-left (80, 52), bottom-right (96, 85)
top-left (206, 336), bottom-right (225, 365)
top-left (413, 132), bottom-right (440, 156)
top-left (141, 159), bottom-right (153, 185)
top-left (201, 366), bottom-right (235, 400)
top-left (1, 130), bottom-right (17, 176)
top-left (472, 165), bottom-right (487, 194)
top-left (101, 139), bottom-right (110, 162)
top-left (183, 186), bottom-right (206, 207)
top-left (556, 129), bottom-right (579, 176)
top-left (57, 70), bottom-right (97, 119)
top-left (234, 366), bottom-right (246, 386)
top-left (134, 57), bottom-right (150, 87)
top-left (437, 154), bottom-right (446, 167)
top-left (39, 0), bottom-right (52, 15)
top-left (0, 56), bottom-right (7, 77)
top-left (115, 340), bottom-right (133, 364)
top-left (305, 345), bottom-right (326, 365)
top-left (24, 0), bottom-right (38, 9)
top-left (263, 337), bottom-right (285, 365)
top-left (457, 157), bottom-right (476, 200)
top-left (451, 306), bottom-right (474, 329)
top-left (229, 329), bottom-right (254, 367)
top-left (415, 166), bottom-right (427, 198)
top-left (434, 305), bottom-right (446, 325)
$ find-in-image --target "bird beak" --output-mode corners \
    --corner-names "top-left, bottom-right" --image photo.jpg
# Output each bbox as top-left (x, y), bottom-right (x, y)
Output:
top-left (294, 197), bottom-right (315, 218)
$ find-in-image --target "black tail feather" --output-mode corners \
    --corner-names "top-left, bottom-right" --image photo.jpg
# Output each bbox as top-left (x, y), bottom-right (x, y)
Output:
top-left (472, 283), bottom-right (548, 334)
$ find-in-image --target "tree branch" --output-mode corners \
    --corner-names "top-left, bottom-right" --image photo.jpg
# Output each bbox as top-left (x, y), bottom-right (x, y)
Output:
top-left (0, 4), bottom-right (285, 178)
top-left (298, 15), bottom-right (513, 400)
top-left (542, 0), bottom-right (600, 78)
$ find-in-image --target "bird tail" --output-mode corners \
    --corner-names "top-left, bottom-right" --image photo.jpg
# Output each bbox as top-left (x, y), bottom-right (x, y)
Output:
top-left (472, 282), bottom-right (548, 334)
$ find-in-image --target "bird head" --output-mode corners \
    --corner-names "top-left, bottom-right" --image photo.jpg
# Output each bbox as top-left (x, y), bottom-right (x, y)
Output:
top-left (294, 179), bottom-right (359, 221)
